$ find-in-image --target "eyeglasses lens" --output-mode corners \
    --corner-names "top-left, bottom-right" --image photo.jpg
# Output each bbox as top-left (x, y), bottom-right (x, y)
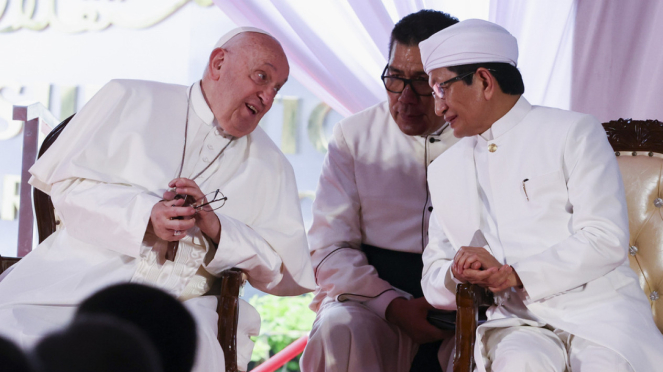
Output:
top-left (382, 77), bottom-right (432, 96)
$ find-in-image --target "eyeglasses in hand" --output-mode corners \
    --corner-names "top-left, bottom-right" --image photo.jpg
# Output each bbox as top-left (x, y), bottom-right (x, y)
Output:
top-left (174, 189), bottom-right (227, 212)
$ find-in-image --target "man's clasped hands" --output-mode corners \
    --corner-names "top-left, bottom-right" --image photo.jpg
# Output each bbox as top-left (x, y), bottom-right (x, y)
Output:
top-left (452, 246), bottom-right (523, 293)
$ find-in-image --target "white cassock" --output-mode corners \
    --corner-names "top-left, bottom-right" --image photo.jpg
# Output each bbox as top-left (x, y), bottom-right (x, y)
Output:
top-left (301, 101), bottom-right (459, 372)
top-left (0, 79), bottom-right (315, 372)
top-left (422, 96), bottom-right (663, 372)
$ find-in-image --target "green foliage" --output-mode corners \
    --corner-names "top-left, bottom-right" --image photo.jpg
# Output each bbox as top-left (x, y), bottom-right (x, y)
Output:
top-left (249, 293), bottom-right (316, 372)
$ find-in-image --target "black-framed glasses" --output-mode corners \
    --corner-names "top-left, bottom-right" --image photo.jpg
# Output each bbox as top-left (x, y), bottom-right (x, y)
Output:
top-left (432, 69), bottom-right (496, 100)
top-left (381, 65), bottom-right (433, 96)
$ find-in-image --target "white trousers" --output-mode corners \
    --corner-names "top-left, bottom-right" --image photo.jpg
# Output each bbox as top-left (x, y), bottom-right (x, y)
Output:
top-left (301, 301), bottom-right (416, 372)
top-left (483, 326), bottom-right (634, 372)
top-left (301, 301), bottom-right (454, 372)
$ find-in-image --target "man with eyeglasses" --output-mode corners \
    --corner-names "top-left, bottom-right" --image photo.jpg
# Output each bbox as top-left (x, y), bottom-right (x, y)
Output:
top-left (301, 10), bottom-right (459, 372)
top-left (0, 28), bottom-right (315, 372)
top-left (419, 19), bottom-right (663, 372)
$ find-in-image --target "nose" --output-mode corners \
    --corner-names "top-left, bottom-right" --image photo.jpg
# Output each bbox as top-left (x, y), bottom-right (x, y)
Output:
top-left (434, 98), bottom-right (447, 117)
top-left (398, 84), bottom-right (418, 104)
top-left (259, 87), bottom-right (278, 107)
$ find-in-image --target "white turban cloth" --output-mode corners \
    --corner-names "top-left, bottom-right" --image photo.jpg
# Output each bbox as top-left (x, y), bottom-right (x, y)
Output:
top-left (213, 26), bottom-right (273, 49)
top-left (419, 19), bottom-right (518, 74)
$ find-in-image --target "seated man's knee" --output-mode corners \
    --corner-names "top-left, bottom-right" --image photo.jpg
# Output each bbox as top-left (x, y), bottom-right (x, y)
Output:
top-left (491, 347), bottom-right (564, 372)
top-left (309, 303), bottom-right (390, 346)
top-left (488, 327), bottom-right (566, 372)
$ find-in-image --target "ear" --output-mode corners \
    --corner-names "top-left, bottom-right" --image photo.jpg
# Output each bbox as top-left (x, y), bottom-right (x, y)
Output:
top-left (207, 48), bottom-right (227, 81)
top-left (476, 68), bottom-right (496, 100)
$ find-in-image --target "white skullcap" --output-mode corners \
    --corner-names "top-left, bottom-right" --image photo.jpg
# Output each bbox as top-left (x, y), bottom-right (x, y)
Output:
top-left (419, 19), bottom-right (518, 74)
top-left (213, 26), bottom-right (273, 49)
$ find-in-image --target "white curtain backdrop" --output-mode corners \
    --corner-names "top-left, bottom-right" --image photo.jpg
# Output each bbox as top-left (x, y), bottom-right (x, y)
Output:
top-left (490, 0), bottom-right (575, 110)
top-left (214, 0), bottom-right (662, 122)
top-left (212, 0), bottom-right (489, 117)
top-left (572, 0), bottom-right (663, 122)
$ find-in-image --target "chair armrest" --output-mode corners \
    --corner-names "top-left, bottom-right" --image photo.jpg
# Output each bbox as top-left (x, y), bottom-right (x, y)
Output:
top-left (453, 283), bottom-right (493, 372)
top-left (217, 268), bottom-right (246, 372)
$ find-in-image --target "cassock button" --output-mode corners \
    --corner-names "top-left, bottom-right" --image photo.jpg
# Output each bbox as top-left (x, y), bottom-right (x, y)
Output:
top-left (428, 206), bottom-right (433, 212)
top-left (488, 143), bottom-right (498, 153)
top-left (207, 144), bottom-right (214, 150)
top-left (203, 157), bottom-right (210, 162)
top-left (214, 129), bottom-right (221, 136)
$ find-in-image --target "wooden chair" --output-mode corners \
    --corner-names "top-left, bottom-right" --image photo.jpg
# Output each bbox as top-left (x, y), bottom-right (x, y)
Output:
top-left (452, 119), bottom-right (663, 372)
top-left (0, 115), bottom-right (246, 372)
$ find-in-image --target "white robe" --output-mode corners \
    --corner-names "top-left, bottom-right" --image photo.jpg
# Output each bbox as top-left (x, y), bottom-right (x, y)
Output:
top-left (0, 79), bottom-right (315, 371)
top-left (422, 96), bottom-right (663, 372)
top-left (302, 101), bottom-right (458, 371)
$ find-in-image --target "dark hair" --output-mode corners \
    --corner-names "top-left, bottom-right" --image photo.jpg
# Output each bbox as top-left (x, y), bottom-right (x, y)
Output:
top-left (34, 316), bottom-right (162, 372)
top-left (389, 9), bottom-right (459, 57)
top-left (447, 62), bottom-right (525, 95)
top-left (76, 284), bottom-right (197, 372)
top-left (0, 336), bottom-right (34, 372)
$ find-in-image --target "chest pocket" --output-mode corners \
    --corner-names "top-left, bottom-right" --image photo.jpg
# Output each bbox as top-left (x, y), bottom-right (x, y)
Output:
top-left (523, 169), bottom-right (568, 210)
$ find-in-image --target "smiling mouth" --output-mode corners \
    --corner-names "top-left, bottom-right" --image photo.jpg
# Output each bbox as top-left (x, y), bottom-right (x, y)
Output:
top-left (246, 104), bottom-right (258, 114)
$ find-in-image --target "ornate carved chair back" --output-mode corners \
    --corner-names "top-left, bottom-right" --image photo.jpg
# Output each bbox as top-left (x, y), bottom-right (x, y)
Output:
top-left (603, 119), bottom-right (663, 333)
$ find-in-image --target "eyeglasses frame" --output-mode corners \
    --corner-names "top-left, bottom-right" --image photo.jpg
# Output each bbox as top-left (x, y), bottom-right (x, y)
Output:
top-left (431, 68), bottom-right (496, 100)
top-left (380, 65), bottom-right (433, 97)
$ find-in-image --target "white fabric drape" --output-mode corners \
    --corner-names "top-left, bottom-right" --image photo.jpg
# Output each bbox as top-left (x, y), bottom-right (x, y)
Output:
top-left (212, 0), bottom-right (490, 117)
top-left (489, 0), bottom-right (575, 110)
top-left (212, 0), bottom-right (391, 117)
top-left (214, 0), bottom-right (661, 121)
top-left (571, 0), bottom-right (663, 122)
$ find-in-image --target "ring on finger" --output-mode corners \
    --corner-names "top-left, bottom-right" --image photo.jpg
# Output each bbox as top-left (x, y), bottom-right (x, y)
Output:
top-left (173, 230), bottom-right (182, 236)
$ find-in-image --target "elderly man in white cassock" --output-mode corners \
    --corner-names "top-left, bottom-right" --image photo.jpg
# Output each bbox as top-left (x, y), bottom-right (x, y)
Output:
top-left (0, 27), bottom-right (315, 372)
top-left (418, 19), bottom-right (663, 372)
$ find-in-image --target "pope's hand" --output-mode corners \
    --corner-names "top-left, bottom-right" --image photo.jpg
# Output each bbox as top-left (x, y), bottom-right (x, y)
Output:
top-left (385, 297), bottom-right (451, 344)
top-left (168, 178), bottom-right (222, 244)
top-left (148, 198), bottom-right (196, 241)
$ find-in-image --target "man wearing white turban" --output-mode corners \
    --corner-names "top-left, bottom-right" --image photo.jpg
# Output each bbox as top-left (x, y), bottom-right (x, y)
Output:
top-left (419, 19), bottom-right (663, 372)
top-left (0, 27), bottom-right (315, 372)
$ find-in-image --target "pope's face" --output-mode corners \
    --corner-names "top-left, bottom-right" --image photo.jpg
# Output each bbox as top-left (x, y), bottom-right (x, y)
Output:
top-left (204, 34), bottom-right (289, 138)
top-left (386, 42), bottom-right (444, 136)
top-left (429, 67), bottom-right (487, 138)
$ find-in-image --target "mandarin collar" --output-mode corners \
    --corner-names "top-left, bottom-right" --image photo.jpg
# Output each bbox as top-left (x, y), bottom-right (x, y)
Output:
top-left (190, 80), bottom-right (215, 126)
top-left (480, 96), bottom-right (531, 141)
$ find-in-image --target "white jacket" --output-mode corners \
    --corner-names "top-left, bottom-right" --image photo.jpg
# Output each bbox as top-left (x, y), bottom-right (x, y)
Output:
top-left (309, 101), bottom-right (458, 317)
top-left (422, 97), bottom-right (663, 372)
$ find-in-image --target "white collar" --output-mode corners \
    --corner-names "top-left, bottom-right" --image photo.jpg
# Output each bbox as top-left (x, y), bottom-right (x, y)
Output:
top-left (190, 81), bottom-right (234, 138)
top-left (190, 81), bottom-right (214, 126)
top-left (480, 96), bottom-right (531, 141)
